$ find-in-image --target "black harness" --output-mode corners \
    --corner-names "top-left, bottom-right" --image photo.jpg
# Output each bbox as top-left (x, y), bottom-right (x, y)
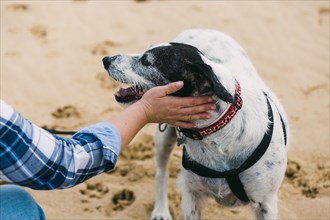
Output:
top-left (181, 94), bottom-right (287, 202)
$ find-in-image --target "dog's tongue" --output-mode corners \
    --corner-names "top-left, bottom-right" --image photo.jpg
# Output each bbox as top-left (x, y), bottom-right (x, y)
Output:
top-left (115, 86), bottom-right (144, 103)
top-left (118, 87), bottom-right (138, 97)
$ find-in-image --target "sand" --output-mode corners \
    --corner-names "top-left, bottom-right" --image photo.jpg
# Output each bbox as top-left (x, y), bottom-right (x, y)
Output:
top-left (1, 0), bottom-right (329, 219)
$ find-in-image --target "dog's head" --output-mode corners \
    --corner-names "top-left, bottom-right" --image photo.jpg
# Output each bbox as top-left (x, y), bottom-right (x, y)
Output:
top-left (102, 43), bottom-right (234, 105)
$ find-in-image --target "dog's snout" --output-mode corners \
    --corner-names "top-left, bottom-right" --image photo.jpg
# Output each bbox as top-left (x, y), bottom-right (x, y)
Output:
top-left (102, 56), bottom-right (116, 69)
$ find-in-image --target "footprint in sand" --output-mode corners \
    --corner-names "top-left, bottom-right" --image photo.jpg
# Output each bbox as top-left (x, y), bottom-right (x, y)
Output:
top-left (285, 160), bottom-right (317, 198)
top-left (301, 83), bottom-right (327, 96)
top-left (111, 189), bottom-right (135, 211)
top-left (30, 25), bottom-right (48, 41)
top-left (51, 105), bottom-right (81, 119)
top-left (285, 160), bottom-right (330, 198)
top-left (43, 105), bottom-right (82, 133)
top-left (318, 7), bottom-right (330, 25)
top-left (117, 162), bottom-right (154, 182)
top-left (7, 3), bottom-right (29, 11)
top-left (80, 182), bottom-right (109, 200)
top-left (95, 72), bottom-right (118, 91)
top-left (120, 134), bottom-right (155, 160)
top-left (80, 183), bottom-right (135, 216)
top-left (79, 182), bottom-right (109, 213)
top-left (91, 40), bottom-right (120, 56)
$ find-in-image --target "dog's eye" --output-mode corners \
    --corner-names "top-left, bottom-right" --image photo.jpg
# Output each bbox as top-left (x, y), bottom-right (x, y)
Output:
top-left (141, 55), bottom-right (152, 66)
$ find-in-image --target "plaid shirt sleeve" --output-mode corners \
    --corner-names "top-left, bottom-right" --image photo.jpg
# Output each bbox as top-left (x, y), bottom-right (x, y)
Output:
top-left (0, 100), bottom-right (122, 190)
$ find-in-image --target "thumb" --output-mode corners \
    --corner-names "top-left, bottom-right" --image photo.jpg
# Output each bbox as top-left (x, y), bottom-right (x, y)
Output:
top-left (161, 81), bottom-right (184, 96)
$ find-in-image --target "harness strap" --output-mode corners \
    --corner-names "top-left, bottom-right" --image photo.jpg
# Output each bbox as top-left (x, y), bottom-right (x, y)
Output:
top-left (264, 94), bottom-right (287, 146)
top-left (225, 170), bottom-right (250, 202)
top-left (182, 94), bottom-right (274, 202)
top-left (280, 114), bottom-right (287, 146)
top-left (237, 96), bottom-right (274, 173)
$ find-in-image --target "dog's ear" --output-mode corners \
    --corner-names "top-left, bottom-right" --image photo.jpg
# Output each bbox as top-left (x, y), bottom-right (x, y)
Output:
top-left (190, 62), bottom-right (234, 103)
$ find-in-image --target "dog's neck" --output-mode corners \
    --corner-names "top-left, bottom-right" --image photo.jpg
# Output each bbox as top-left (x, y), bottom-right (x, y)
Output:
top-left (193, 86), bottom-right (241, 134)
top-left (194, 63), bottom-right (238, 130)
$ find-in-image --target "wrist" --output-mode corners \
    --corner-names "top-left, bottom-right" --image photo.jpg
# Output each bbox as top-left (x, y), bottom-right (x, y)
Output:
top-left (131, 100), bottom-right (150, 125)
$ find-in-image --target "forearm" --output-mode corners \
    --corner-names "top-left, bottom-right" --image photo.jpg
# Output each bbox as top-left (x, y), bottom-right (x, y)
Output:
top-left (108, 101), bottom-right (148, 148)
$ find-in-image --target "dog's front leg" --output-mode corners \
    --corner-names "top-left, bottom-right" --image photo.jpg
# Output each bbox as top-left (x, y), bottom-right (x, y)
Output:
top-left (152, 126), bottom-right (176, 220)
top-left (181, 187), bottom-right (204, 220)
top-left (251, 195), bottom-right (278, 220)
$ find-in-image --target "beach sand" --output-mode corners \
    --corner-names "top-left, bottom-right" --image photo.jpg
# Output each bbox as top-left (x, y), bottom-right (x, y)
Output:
top-left (1, 0), bottom-right (329, 219)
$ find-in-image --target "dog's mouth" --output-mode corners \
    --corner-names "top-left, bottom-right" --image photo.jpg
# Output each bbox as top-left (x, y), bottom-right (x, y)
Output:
top-left (115, 84), bottom-right (146, 103)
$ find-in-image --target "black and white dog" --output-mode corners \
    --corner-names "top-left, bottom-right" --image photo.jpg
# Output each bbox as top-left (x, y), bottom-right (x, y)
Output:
top-left (102, 29), bottom-right (289, 220)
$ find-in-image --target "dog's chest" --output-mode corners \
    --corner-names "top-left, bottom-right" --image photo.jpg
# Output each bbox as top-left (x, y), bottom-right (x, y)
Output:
top-left (182, 141), bottom-right (249, 206)
top-left (200, 176), bottom-right (229, 195)
top-left (187, 173), bottom-right (243, 207)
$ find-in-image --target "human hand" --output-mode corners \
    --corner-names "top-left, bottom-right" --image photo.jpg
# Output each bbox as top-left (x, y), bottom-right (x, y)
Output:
top-left (136, 81), bottom-right (216, 128)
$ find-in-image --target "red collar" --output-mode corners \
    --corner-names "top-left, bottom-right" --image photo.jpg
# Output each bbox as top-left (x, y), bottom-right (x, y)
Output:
top-left (180, 82), bottom-right (243, 140)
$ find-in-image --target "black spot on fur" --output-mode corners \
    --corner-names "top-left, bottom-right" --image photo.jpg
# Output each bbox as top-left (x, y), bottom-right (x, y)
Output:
top-left (265, 160), bottom-right (275, 169)
top-left (258, 202), bottom-right (268, 214)
top-left (188, 35), bottom-right (194, 40)
top-left (238, 114), bottom-right (246, 140)
top-left (239, 126), bottom-right (246, 139)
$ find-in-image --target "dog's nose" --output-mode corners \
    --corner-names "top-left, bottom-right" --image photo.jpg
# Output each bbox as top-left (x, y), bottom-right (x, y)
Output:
top-left (102, 57), bottom-right (111, 69)
top-left (102, 56), bottom-right (116, 69)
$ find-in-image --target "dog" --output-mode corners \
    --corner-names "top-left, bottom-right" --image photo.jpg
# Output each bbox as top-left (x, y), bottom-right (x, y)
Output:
top-left (102, 29), bottom-right (289, 220)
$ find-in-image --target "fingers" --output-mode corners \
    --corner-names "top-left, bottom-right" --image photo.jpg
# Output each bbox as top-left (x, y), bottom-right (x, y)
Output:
top-left (167, 111), bottom-right (213, 128)
top-left (159, 81), bottom-right (185, 96)
top-left (171, 100), bottom-right (216, 122)
top-left (169, 100), bottom-right (216, 126)
top-left (180, 103), bottom-right (216, 115)
top-left (171, 96), bottom-right (214, 108)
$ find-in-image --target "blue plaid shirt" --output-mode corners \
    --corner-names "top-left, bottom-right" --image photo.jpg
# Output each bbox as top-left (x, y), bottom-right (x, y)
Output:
top-left (0, 100), bottom-right (121, 190)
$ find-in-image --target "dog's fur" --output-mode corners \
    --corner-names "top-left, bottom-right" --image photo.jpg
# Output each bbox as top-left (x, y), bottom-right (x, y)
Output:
top-left (103, 29), bottom-right (289, 220)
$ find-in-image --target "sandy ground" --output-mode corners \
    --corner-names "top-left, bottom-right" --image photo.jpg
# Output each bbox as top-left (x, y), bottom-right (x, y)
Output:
top-left (1, 0), bottom-right (329, 219)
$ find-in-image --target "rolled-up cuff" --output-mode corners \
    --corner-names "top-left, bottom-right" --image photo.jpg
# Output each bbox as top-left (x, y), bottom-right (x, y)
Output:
top-left (73, 122), bottom-right (122, 161)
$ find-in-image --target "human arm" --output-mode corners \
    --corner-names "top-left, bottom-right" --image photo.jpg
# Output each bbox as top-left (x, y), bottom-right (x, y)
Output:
top-left (0, 82), bottom-right (214, 189)
top-left (0, 100), bottom-right (119, 189)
